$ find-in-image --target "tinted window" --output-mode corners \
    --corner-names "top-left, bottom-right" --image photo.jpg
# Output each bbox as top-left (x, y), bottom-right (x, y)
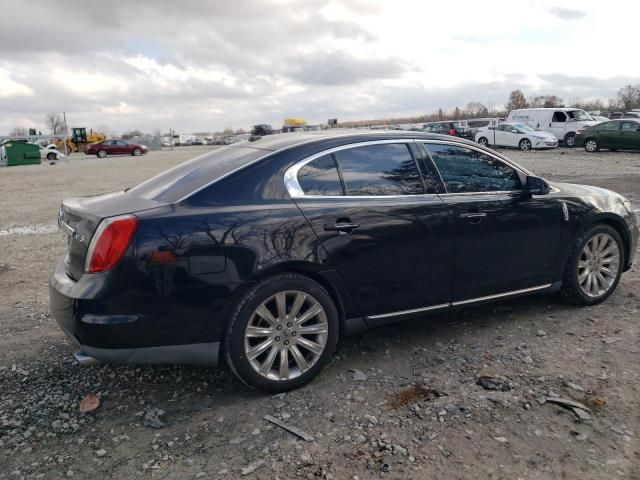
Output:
top-left (297, 154), bottom-right (343, 196)
top-left (622, 113), bottom-right (640, 118)
top-left (621, 121), bottom-right (639, 131)
top-left (602, 122), bottom-right (620, 131)
top-left (128, 146), bottom-right (267, 202)
top-left (334, 143), bottom-right (423, 196)
top-left (425, 144), bottom-right (521, 193)
top-left (552, 111), bottom-right (567, 122)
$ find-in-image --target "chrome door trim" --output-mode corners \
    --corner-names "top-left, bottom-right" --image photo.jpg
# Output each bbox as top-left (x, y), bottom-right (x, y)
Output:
top-left (283, 139), bottom-right (419, 198)
top-left (452, 284), bottom-right (552, 306)
top-left (366, 303), bottom-right (449, 320)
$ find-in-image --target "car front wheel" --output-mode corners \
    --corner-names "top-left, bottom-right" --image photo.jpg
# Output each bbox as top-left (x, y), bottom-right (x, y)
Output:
top-left (97, 150), bottom-right (107, 158)
top-left (224, 273), bottom-right (339, 392)
top-left (133, 148), bottom-right (142, 156)
top-left (584, 138), bottom-right (599, 153)
top-left (478, 137), bottom-right (489, 147)
top-left (47, 152), bottom-right (56, 160)
top-left (561, 224), bottom-right (623, 305)
top-left (519, 138), bottom-right (532, 151)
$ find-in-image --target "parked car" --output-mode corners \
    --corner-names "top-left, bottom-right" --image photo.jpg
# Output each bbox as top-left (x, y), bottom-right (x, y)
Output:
top-left (423, 121), bottom-right (472, 139)
top-left (51, 131), bottom-right (638, 392)
top-left (506, 108), bottom-right (598, 147)
top-left (475, 123), bottom-right (558, 150)
top-left (590, 115), bottom-right (610, 123)
top-left (86, 140), bottom-right (149, 158)
top-left (38, 144), bottom-right (66, 161)
top-left (608, 112), bottom-right (640, 120)
top-left (576, 119), bottom-right (640, 152)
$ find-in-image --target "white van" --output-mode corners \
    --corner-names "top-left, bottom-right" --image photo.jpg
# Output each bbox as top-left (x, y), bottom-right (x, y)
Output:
top-left (506, 108), bottom-right (598, 147)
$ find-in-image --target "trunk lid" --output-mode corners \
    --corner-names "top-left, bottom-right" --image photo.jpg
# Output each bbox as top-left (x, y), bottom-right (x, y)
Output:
top-left (59, 190), bottom-right (165, 280)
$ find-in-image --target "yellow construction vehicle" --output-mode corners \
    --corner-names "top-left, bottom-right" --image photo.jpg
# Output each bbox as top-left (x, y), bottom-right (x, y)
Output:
top-left (52, 128), bottom-right (105, 153)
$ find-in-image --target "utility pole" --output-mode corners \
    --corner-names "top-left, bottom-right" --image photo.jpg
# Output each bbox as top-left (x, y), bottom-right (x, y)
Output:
top-left (62, 112), bottom-right (69, 157)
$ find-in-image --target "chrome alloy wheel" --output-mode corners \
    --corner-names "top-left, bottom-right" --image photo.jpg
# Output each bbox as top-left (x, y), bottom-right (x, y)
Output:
top-left (578, 233), bottom-right (620, 298)
top-left (585, 139), bottom-right (598, 152)
top-left (520, 138), bottom-right (532, 151)
top-left (244, 290), bottom-right (328, 381)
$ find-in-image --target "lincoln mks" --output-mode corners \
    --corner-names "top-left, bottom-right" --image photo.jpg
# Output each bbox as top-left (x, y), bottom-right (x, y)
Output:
top-left (50, 131), bottom-right (638, 392)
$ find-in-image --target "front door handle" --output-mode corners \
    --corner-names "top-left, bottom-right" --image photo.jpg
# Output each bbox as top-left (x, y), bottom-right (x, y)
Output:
top-left (459, 212), bottom-right (487, 224)
top-left (323, 222), bottom-right (360, 234)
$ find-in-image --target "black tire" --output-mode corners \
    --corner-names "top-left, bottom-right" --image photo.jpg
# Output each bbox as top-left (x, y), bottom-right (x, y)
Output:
top-left (224, 273), bottom-right (339, 392)
top-left (97, 150), bottom-right (107, 158)
top-left (133, 148), bottom-right (142, 156)
top-left (519, 138), bottom-right (532, 151)
top-left (610, 148), bottom-right (618, 152)
top-left (478, 137), bottom-right (489, 147)
top-left (584, 138), bottom-right (599, 153)
top-left (564, 132), bottom-right (576, 148)
top-left (46, 152), bottom-right (56, 160)
top-left (561, 223), bottom-right (624, 306)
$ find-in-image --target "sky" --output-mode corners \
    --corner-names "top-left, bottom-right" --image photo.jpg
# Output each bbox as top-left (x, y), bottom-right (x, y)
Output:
top-left (1, 0), bottom-right (639, 135)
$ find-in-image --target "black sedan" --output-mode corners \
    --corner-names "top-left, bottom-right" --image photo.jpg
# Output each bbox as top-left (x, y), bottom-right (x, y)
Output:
top-left (50, 131), bottom-right (638, 392)
top-left (576, 118), bottom-right (640, 152)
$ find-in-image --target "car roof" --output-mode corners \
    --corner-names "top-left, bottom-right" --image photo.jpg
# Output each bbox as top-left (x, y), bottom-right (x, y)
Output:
top-left (242, 129), bottom-right (475, 152)
top-left (605, 118), bottom-right (640, 122)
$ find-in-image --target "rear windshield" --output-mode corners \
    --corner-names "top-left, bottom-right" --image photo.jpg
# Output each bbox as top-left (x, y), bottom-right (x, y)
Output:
top-left (128, 146), bottom-right (269, 202)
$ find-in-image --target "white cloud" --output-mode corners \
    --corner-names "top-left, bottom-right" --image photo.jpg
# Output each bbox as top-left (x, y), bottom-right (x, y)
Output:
top-left (0, 0), bottom-right (639, 134)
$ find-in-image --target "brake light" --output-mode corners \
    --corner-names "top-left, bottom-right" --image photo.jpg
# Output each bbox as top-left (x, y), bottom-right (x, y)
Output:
top-left (448, 128), bottom-right (457, 135)
top-left (86, 215), bottom-right (138, 273)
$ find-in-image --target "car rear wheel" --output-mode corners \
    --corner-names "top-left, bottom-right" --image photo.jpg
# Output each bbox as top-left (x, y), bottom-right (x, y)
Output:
top-left (46, 152), bottom-right (56, 160)
top-left (133, 148), bottom-right (142, 156)
top-left (519, 138), bottom-right (532, 151)
top-left (564, 133), bottom-right (576, 148)
top-left (561, 224), bottom-right (623, 305)
top-left (478, 137), bottom-right (489, 147)
top-left (97, 150), bottom-right (107, 158)
top-left (224, 273), bottom-right (339, 392)
top-left (584, 138), bottom-right (599, 153)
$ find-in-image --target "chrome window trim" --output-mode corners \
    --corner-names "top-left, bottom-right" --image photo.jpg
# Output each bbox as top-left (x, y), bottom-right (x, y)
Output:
top-left (177, 132), bottom-right (388, 203)
top-left (284, 139), bottom-right (422, 199)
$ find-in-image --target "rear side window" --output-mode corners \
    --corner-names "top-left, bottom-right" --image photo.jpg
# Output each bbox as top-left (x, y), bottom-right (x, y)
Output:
top-left (552, 111), bottom-right (567, 122)
top-left (425, 144), bottom-right (521, 193)
top-left (602, 122), bottom-right (620, 131)
top-left (334, 143), bottom-right (424, 196)
top-left (621, 121), bottom-right (639, 131)
top-left (128, 146), bottom-right (267, 202)
top-left (297, 154), bottom-right (344, 196)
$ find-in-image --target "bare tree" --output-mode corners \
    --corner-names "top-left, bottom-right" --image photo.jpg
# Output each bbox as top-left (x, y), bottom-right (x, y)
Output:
top-left (45, 113), bottom-right (66, 135)
top-left (10, 126), bottom-right (27, 136)
top-left (505, 90), bottom-right (529, 111)
top-left (465, 101), bottom-right (488, 117)
top-left (617, 84), bottom-right (640, 111)
top-left (529, 94), bottom-right (563, 108)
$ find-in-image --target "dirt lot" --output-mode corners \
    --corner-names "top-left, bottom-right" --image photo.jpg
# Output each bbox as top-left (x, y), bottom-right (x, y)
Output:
top-left (1, 145), bottom-right (639, 479)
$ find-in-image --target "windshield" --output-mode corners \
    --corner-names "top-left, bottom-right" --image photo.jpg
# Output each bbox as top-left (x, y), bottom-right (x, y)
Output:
top-left (128, 146), bottom-right (269, 202)
top-left (513, 123), bottom-right (536, 133)
top-left (567, 110), bottom-right (592, 121)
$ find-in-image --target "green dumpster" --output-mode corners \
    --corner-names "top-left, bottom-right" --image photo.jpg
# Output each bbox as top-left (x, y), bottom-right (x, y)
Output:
top-left (2, 141), bottom-right (41, 166)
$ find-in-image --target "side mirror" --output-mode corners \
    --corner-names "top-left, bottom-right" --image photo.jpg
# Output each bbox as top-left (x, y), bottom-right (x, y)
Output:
top-left (525, 176), bottom-right (550, 195)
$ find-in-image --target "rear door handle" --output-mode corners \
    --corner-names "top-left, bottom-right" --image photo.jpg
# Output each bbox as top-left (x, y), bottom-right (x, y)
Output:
top-left (323, 222), bottom-right (360, 234)
top-left (459, 212), bottom-right (487, 219)
top-left (459, 212), bottom-right (487, 224)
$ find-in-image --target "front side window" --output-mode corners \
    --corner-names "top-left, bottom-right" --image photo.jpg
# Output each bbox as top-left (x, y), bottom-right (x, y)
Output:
top-left (425, 144), bottom-right (521, 193)
top-left (334, 143), bottom-right (424, 196)
top-left (621, 121), bottom-right (639, 131)
top-left (297, 154), bottom-right (343, 196)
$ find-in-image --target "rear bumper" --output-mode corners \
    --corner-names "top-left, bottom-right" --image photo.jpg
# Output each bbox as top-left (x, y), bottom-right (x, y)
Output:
top-left (49, 261), bottom-right (220, 366)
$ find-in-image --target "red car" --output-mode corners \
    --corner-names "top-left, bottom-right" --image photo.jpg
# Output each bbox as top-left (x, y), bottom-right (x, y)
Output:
top-left (86, 140), bottom-right (148, 158)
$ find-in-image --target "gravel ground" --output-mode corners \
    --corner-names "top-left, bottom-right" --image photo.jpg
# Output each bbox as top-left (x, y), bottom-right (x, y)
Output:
top-left (0, 145), bottom-right (639, 479)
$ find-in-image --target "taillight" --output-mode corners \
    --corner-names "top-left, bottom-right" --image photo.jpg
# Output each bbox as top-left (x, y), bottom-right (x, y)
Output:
top-left (448, 128), bottom-right (457, 136)
top-left (85, 215), bottom-right (138, 273)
